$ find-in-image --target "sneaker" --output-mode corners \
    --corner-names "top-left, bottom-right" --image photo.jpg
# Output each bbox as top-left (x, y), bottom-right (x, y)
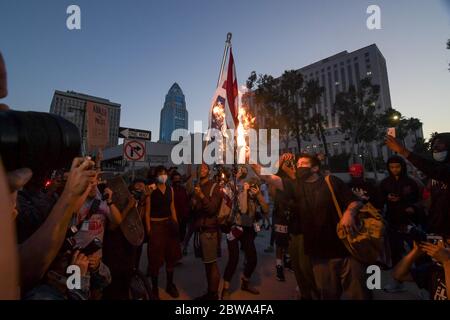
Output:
top-left (194, 292), bottom-right (219, 300)
top-left (166, 283), bottom-right (180, 298)
top-left (276, 265), bottom-right (285, 282)
top-left (241, 279), bottom-right (260, 295)
top-left (221, 288), bottom-right (231, 300)
top-left (264, 246), bottom-right (274, 253)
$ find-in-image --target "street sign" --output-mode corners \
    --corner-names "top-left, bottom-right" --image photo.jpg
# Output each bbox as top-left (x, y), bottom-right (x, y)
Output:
top-left (123, 139), bottom-right (146, 162)
top-left (119, 127), bottom-right (151, 141)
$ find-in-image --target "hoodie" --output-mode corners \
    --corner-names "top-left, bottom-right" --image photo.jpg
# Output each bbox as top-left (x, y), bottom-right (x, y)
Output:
top-left (379, 155), bottom-right (420, 227)
top-left (406, 132), bottom-right (450, 235)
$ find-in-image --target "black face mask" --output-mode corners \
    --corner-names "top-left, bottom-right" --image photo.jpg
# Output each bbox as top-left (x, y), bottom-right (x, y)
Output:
top-left (296, 167), bottom-right (314, 180)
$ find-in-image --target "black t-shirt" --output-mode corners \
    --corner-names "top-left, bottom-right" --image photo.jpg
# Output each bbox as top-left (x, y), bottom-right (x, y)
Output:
top-left (412, 260), bottom-right (448, 300)
top-left (273, 177), bottom-right (296, 227)
top-left (150, 186), bottom-right (172, 218)
top-left (297, 175), bottom-right (356, 259)
top-left (427, 179), bottom-right (450, 236)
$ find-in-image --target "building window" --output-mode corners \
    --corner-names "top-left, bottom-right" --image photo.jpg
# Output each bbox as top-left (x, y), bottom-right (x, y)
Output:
top-left (364, 52), bottom-right (369, 57)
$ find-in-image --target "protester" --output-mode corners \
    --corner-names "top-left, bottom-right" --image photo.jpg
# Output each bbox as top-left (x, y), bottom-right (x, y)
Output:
top-left (145, 166), bottom-right (181, 299)
top-left (251, 156), bottom-right (293, 281)
top-left (386, 133), bottom-right (450, 236)
top-left (130, 178), bottom-right (150, 268)
top-left (295, 153), bottom-right (368, 299)
top-left (221, 177), bottom-right (269, 299)
top-left (380, 155), bottom-right (421, 269)
top-left (0, 159), bottom-right (21, 299)
top-left (25, 248), bottom-right (112, 300)
top-left (191, 163), bottom-right (223, 300)
top-left (392, 240), bottom-right (450, 300)
top-left (102, 184), bottom-right (139, 300)
top-left (172, 171), bottom-right (190, 243)
top-left (251, 154), bottom-right (318, 299)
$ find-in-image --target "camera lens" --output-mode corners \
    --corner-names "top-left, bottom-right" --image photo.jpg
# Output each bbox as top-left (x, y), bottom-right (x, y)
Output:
top-left (0, 110), bottom-right (81, 173)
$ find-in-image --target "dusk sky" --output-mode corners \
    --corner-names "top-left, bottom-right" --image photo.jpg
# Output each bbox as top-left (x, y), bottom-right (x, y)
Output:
top-left (1, 0), bottom-right (449, 140)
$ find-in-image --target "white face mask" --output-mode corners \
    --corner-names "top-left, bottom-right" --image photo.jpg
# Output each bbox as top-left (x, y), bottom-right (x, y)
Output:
top-left (157, 174), bottom-right (168, 184)
top-left (433, 151), bottom-right (448, 162)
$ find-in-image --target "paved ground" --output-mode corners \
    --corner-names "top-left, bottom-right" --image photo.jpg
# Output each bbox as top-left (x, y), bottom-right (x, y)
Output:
top-left (138, 228), bottom-right (423, 300)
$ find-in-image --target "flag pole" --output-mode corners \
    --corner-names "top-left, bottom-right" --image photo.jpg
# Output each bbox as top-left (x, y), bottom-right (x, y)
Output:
top-left (217, 33), bottom-right (232, 88)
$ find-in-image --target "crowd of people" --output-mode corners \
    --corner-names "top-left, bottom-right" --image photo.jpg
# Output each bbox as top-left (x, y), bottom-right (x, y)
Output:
top-left (1, 51), bottom-right (450, 301)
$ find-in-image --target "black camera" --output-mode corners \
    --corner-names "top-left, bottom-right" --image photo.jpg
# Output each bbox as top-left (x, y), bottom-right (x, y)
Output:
top-left (131, 190), bottom-right (143, 201)
top-left (81, 237), bottom-right (103, 256)
top-left (0, 110), bottom-right (81, 174)
top-left (403, 224), bottom-right (427, 242)
top-left (97, 182), bottom-right (108, 201)
top-left (62, 224), bottom-right (103, 256)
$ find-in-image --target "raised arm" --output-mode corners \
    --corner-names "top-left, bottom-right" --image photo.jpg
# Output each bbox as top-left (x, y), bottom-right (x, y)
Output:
top-left (250, 163), bottom-right (284, 191)
top-left (170, 187), bottom-right (178, 223)
top-left (19, 157), bottom-right (97, 291)
top-left (386, 135), bottom-right (450, 184)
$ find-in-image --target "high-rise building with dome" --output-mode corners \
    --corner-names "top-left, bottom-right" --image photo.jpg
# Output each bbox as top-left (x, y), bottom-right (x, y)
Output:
top-left (159, 83), bottom-right (188, 143)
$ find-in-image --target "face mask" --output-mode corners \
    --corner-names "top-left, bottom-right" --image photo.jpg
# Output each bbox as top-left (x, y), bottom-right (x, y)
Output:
top-left (157, 174), bottom-right (168, 184)
top-left (296, 167), bottom-right (313, 180)
top-left (433, 151), bottom-right (448, 162)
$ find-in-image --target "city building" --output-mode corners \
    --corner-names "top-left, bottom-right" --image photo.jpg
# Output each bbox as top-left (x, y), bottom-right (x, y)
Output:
top-left (247, 43), bottom-right (422, 162)
top-left (159, 83), bottom-right (188, 143)
top-left (49, 90), bottom-right (121, 153)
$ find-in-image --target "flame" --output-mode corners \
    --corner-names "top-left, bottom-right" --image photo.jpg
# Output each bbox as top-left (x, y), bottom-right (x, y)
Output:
top-left (237, 106), bottom-right (255, 146)
top-left (212, 102), bottom-right (226, 125)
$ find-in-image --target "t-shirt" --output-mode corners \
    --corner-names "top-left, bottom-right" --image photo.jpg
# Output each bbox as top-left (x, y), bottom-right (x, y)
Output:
top-left (427, 179), bottom-right (450, 236)
top-left (297, 175), bottom-right (356, 259)
top-left (412, 261), bottom-right (448, 300)
top-left (72, 192), bottom-right (111, 250)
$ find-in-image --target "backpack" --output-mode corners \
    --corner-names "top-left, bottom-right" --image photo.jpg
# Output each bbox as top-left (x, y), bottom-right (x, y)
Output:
top-left (325, 175), bottom-right (388, 265)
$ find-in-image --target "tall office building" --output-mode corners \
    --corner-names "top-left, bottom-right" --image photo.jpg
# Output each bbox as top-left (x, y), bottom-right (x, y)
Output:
top-left (249, 44), bottom-right (421, 158)
top-left (49, 90), bottom-right (121, 153)
top-left (159, 83), bottom-right (188, 143)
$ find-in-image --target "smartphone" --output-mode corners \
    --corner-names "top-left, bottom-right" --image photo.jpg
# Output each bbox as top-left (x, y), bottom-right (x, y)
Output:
top-left (387, 127), bottom-right (396, 138)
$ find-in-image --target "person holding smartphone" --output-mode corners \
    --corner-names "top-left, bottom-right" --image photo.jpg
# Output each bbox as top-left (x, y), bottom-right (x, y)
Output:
top-left (380, 155), bottom-right (421, 292)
